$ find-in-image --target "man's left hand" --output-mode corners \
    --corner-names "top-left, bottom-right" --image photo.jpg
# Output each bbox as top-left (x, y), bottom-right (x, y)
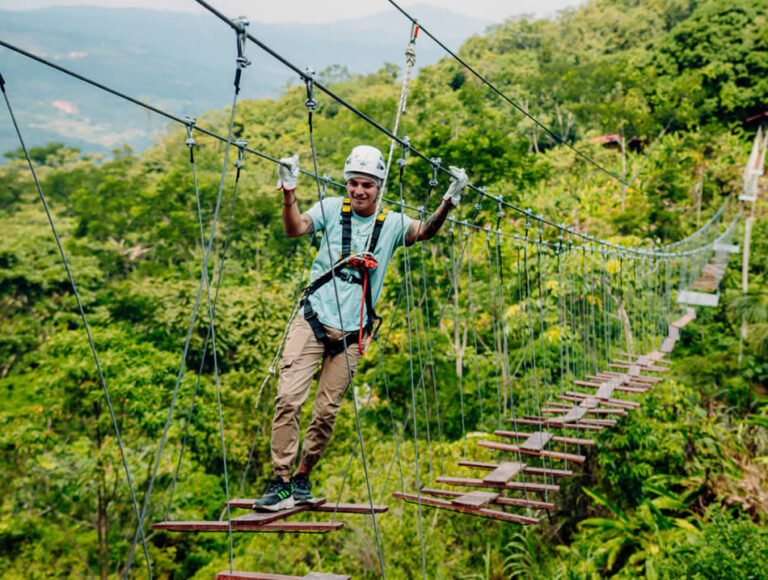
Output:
top-left (442, 166), bottom-right (468, 207)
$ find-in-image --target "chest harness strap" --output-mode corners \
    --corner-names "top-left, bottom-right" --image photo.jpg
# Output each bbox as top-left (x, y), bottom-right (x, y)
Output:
top-left (301, 200), bottom-right (390, 356)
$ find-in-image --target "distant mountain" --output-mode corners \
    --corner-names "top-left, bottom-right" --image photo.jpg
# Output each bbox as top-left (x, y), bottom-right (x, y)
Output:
top-left (0, 5), bottom-right (490, 159)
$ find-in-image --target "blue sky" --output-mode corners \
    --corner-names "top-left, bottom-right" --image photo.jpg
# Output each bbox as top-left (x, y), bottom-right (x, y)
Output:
top-left (1, 0), bottom-right (585, 23)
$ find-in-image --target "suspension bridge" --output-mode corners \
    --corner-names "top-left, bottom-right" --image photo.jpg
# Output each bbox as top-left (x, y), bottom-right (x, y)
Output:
top-left (1, 1), bottom-right (763, 578)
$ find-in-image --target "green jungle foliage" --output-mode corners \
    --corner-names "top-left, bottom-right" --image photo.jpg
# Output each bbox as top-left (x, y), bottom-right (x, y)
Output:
top-left (1, 0), bottom-right (767, 578)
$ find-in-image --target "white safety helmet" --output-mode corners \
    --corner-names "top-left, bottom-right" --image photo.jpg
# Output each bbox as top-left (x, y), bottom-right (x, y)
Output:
top-left (343, 145), bottom-right (386, 187)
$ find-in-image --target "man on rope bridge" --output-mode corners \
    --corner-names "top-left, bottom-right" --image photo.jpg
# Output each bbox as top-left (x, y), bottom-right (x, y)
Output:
top-left (252, 145), bottom-right (468, 511)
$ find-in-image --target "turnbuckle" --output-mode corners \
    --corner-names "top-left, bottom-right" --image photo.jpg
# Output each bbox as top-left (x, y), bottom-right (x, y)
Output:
top-left (233, 17), bottom-right (251, 92)
top-left (397, 136), bottom-right (410, 169)
top-left (184, 116), bottom-right (197, 148)
top-left (234, 139), bottom-right (247, 169)
top-left (304, 67), bottom-right (318, 112)
top-left (429, 157), bottom-right (441, 188)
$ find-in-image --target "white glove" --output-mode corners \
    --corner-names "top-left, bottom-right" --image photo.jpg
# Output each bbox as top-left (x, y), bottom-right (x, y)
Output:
top-left (276, 154), bottom-right (299, 192)
top-left (442, 166), bottom-right (468, 207)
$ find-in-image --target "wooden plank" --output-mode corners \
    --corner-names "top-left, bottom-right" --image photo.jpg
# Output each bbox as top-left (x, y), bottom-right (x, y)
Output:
top-left (478, 440), bottom-right (585, 463)
top-left (563, 392), bottom-right (640, 409)
top-left (460, 460), bottom-right (573, 478)
top-left (594, 383), bottom-right (616, 399)
top-left (668, 325), bottom-right (680, 340)
top-left (616, 351), bottom-right (670, 365)
top-left (541, 406), bottom-right (627, 416)
top-left (314, 503), bottom-right (388, 514)
top-left (216, 574), bottom-right (351, 580)
top-left (151, 520), bottom-right (343, 533)
top-left (482, 461), bottom-right (524, 484)
top-left (435, 475), bottom-right (560, 493)
top-left (393, 492), bottom-right (539, 524)
top-left (525, 415), bottom-right (617, 427)
top-left (225, 499), bottom-right (325, 521)
top-left (575, 379), bottom-right (646, 394)
top-left (494, 429), bottom-right (595, 446)
top-left (419, 487), bottom-right (556, 510)
top-left (227, 499), bottom-right (386, 514)
top-left (609, 361), bottom-right (667, 373)
top-left (660, 337), bottom-right (676, 353)
top-left (216, 572), bottom-right (299, 580)
top-left (647, 351), bottom-right (668, 363)
top-left (599, 372), bottom-right (661, 384)
top-left (519, 431), bottom-right (553, 451)
top-left (558, 394), bottom-right (637, 411)
top-left (451, 491), bottom-right (500, 509)
top-left (558, 406), bottom-right (588, 422)
top-left (511, 417), bottom-right (603, 431)
top-left (671, 316), bottom-right (693, 328)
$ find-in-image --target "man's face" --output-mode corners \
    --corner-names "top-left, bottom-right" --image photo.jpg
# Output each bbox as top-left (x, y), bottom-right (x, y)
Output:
top-left (346, 176), bottom-right (379, 216)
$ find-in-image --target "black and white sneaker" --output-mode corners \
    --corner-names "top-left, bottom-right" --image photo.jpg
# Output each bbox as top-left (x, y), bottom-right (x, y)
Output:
top-left (252, 477), bottom-right (295, 512)
top-left (292, 473), bottom-right (314, 505)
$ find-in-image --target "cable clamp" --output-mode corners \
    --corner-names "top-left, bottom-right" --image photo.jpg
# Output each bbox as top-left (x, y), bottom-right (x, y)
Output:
top-left (320, 174), bottom-right (333, 198)
top-left (234, 139), bottom-right (247, 168)
top-left (429, 157), bottom-right (441, 187)
top-left (304, 67), bottom-right (318, 111)
top-left (184, 116), bottom-right (197, 148)
top-left (234, 17), bottom-right (251, 69)
top-left (400, 136), bottom-right (411, 156)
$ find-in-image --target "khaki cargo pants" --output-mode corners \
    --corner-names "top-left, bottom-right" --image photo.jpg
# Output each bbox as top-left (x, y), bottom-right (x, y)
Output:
top-left (271, 315), bottom-right (363, 477)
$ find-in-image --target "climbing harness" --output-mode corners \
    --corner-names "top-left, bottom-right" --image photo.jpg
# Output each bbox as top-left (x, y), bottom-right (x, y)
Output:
top-left (300, 200), bottom-right (391, 355)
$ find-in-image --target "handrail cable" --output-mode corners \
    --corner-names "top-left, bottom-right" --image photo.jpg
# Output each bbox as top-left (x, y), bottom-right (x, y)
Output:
top-left (0, 37), bottom-right (733, 259)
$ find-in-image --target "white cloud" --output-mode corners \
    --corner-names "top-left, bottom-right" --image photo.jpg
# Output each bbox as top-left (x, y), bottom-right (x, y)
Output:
top-left (51, 100), bottom-right (78, 114)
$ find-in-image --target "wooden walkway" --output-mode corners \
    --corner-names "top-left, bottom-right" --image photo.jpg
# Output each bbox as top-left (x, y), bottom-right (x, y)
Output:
top-left (393, 306), bottom-right (699, 525)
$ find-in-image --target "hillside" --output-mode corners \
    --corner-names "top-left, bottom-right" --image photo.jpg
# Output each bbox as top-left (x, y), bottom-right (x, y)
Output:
top-left (0, 4), bottom-right (490, 158)
top-left (0, 0), bottom-right (767, 578)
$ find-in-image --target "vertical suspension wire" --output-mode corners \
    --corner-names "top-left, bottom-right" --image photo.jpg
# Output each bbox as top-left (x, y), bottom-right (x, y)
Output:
top-left (337, 277), bottom-right (410, 511)
top-left (467, 224), bottom-right (485, 431)
top-left (189, 133), bottom-right (242, 572)
top-left (522, 218), bottom-right (542, 420)
top-left (535, 221), bottom-right (551, 408)
top-left (602, 248), bottom-right (611, 368)
top-left (448, 221), bottom-right (468, 456)
top-left (514, 235), bottom-right (531, 418)
top-left (563, 238), bottom-right (574, 389)
top-left (556, 233), bottom-right (567, 398)
top-left (303, 73), bottom-right (387, 577)
top-left (415, 205), bottom-right (446, 475)
top-left (403, 222), bottom-right (428, 580)
top-left (406, 239), bottom-right (436, 479)
top-left (0, 71), bottom-right (154, 579)
top-left (588, 240), bottom-right (599, 374)
top-left (125, 22), bottom-right (250, 573)
top-left (580, 242), bottom-right (592, 376)
top-left (165, 136), bottom-right (247, 524)
top-left (534, 224), bottom-right (554, 501)
top-left (486, 228), bottom-right (504, 429)
top-left (494, 207), bottom-right (513, 417)
top-left (237, 235), bottom-right (317, 497)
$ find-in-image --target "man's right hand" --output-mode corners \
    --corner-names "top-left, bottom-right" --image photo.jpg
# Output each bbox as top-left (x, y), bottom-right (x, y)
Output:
top-left (276, 154), bottom-right (299, 192)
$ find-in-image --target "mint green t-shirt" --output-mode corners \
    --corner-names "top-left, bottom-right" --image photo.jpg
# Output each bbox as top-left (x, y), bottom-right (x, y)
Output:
top-left (305, 196), bottom-right (414, 331)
